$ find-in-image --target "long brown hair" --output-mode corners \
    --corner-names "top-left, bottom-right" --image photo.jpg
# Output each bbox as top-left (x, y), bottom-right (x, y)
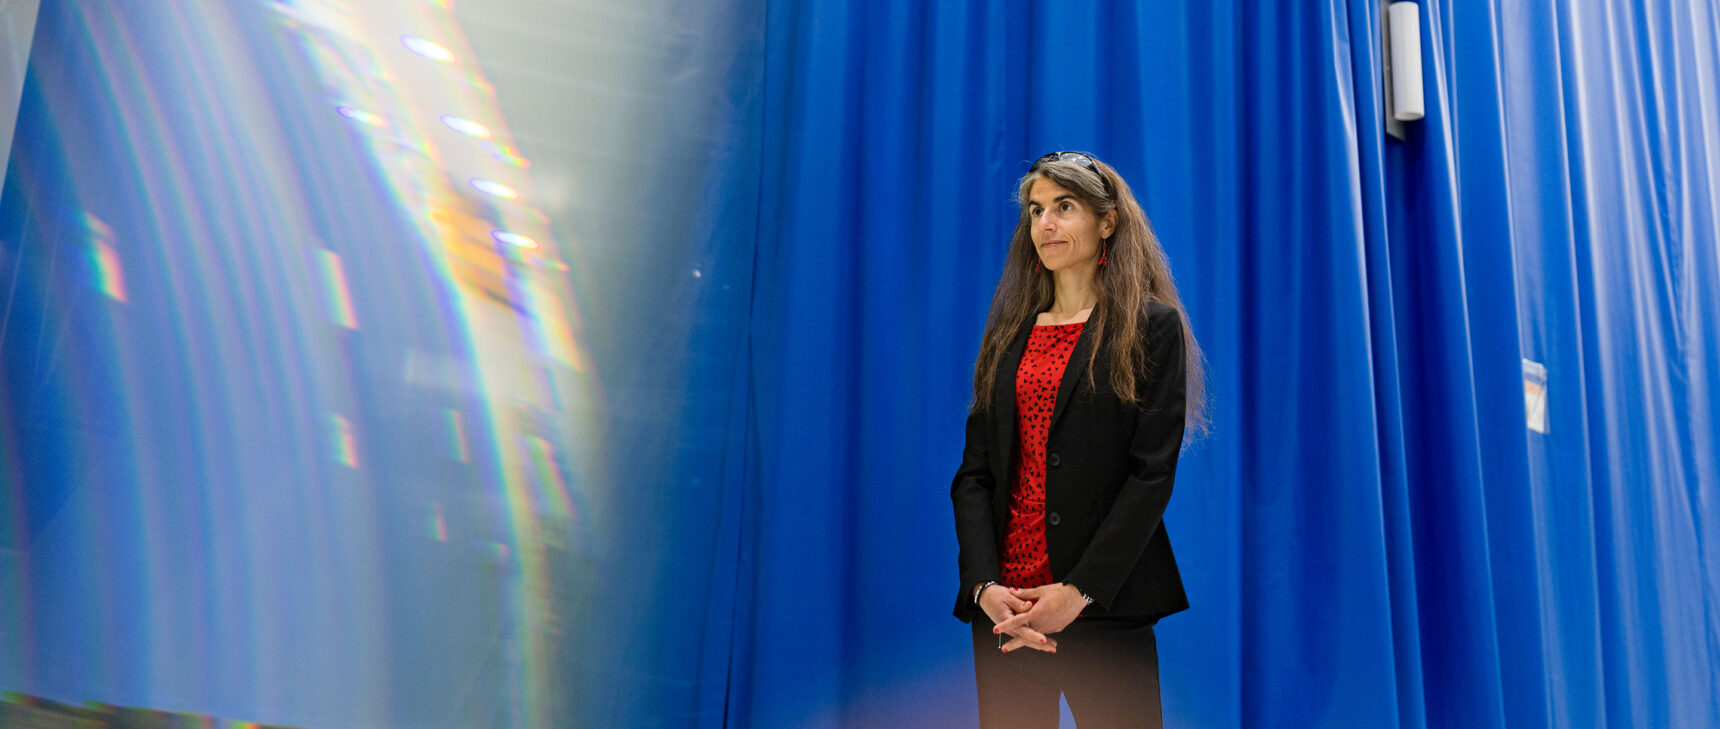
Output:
top-left (970, 155), bottom-right (1209, 437)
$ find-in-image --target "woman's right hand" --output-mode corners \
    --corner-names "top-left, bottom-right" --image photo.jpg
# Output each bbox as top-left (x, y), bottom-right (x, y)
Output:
top-left (978, 585), bottom-right (1057, 653)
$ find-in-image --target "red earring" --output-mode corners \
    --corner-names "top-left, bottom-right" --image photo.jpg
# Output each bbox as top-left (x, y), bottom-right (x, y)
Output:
top-left (1098, 247), bottom-right (1109, 267)
top-left (1035, 260), bottom-right (1042, 271)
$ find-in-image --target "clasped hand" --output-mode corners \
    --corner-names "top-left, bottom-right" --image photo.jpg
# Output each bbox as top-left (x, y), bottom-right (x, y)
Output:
top-left (978, 583), bottom-right (1087, 653)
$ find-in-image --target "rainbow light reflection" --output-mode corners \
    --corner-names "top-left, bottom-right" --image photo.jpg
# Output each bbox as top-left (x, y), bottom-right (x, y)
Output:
top-left (282, 4), bottom-right (592, 727)
top-left (83, 212), bottom-right (128, 302)
top-left (1, 3), bottom-right (602, 726)
top-left (484, 141), bottom-right (530, 168)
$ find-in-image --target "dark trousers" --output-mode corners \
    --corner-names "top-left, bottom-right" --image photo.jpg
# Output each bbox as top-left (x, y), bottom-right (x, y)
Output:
top-left (971, 615), bottom-right (1163, 729)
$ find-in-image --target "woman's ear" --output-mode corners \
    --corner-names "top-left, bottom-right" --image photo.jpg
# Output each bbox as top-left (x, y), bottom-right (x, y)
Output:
top-left (1100, 210), bottom-right (1117, 239)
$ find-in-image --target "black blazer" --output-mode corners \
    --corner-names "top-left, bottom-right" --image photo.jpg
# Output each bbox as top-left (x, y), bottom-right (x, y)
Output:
top-left (951, 300), bottom-right (1189, 623)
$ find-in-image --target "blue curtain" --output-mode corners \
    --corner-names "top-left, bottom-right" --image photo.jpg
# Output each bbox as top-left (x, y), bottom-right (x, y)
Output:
top-left (726, 1), bottom-right (1720, 727)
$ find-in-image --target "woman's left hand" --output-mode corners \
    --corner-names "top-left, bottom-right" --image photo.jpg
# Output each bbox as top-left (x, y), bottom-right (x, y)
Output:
top-left (992, 583), bottom-right (1086, 637)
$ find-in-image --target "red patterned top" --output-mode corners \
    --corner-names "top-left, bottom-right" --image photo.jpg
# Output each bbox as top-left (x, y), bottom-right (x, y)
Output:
top-left (1000, 321), bottom-right (1084, 589)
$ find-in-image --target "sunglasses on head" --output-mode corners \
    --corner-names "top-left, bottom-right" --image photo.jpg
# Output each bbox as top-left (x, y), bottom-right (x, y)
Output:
top-left (1030, 151), bottom-right (1111, 195)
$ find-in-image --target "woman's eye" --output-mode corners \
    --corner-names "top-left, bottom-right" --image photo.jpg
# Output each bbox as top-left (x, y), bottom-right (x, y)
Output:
top-left (1060, 202), bottom-right (1074, 211)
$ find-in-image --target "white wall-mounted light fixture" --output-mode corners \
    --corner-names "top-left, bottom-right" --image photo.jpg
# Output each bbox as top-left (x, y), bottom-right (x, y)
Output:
top-left (1383, 1), bottom-right (1425, 140)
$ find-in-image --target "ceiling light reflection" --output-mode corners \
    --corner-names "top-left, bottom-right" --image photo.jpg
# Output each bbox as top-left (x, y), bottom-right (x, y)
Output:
top-left (492, 230), bottom-right (538, 249)
top-left (402, 36), bottom-right (455, 62)
top-left (470, 178), bottom-right (519, 199)
top-left (441, 115), bottom-right (493, 138)
top-left (336, 105), bottom-right (385, 127)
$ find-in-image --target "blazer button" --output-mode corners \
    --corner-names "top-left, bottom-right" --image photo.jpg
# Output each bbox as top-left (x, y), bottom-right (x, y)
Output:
top-left (1047, 453), bottom-right (1061, 468)
top-left (1047, 512), bottom-right (1061, 526)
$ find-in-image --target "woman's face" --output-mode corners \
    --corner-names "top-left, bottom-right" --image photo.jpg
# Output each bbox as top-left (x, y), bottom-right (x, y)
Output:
top-left (1026, 176), bottom-right (1115, 272)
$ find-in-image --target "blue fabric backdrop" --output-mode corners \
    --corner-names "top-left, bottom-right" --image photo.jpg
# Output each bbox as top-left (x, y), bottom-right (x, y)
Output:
top-left (719, 1), bottom-right (1720, 727)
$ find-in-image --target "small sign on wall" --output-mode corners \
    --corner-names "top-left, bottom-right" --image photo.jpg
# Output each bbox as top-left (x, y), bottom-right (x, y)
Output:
top-left (1522, 359), bottom-right (1549, 434)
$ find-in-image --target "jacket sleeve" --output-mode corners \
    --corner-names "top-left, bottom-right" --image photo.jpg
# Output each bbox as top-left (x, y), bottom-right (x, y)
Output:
top-left (951, 405), bottom-right (1002, 622)
top-left (1063, 305), bottom-right (1187, 610)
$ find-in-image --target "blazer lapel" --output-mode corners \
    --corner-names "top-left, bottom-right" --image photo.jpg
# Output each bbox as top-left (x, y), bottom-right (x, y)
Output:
top-left (992, 320), bottom-right (1035, 479)
top-left (1045, 317), bottom-right (1096, 438)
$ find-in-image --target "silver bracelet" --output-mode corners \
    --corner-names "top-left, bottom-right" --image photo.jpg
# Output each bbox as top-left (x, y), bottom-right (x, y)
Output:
top-left (973, 580), bottom-right (998, 606)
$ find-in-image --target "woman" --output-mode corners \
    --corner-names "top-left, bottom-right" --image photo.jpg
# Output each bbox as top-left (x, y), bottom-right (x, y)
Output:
top-left (951, 151), bottom-right (1206, 728)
